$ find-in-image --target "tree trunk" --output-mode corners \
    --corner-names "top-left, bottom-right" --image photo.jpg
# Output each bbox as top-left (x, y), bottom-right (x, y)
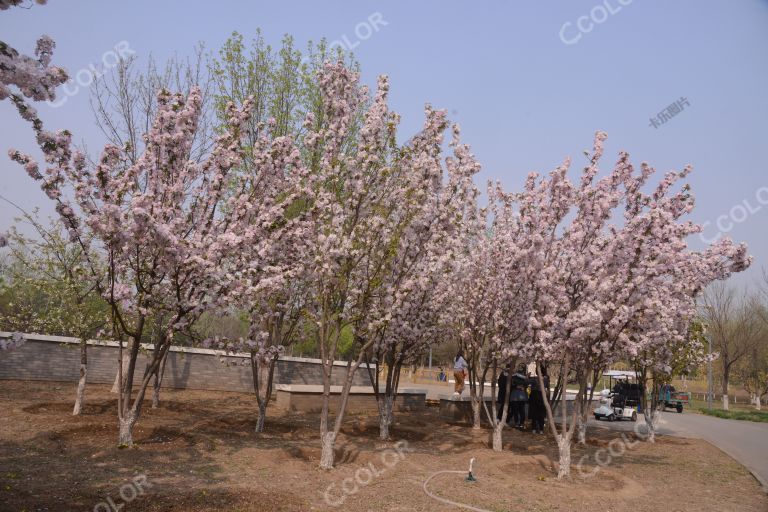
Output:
top-left (320, 431), bottom-right (336, 470)
top-left (556, 437), bottom-right (571, 479)
top-left (73, 364), bottom-right (87, 416)
top-left (256, 401), bottom-right (267, 433)
top-left (643, 407), bottom-right (659, 443)
top-left (754, 395), bottom-right (762, 411)
top-left (112, 355), bottom-right (130, 393)
top-left (378, 395), bottom-right (394, 441)
top-left (470, 394), bottom-right (482, 430)
top-left (576, 413), bottom-right (586, 445)
top-left (492, 422), bottom-right (504, 451)
top-left (118, 411), bottom-right (137, 447)
top-left (722, 370), bottom-right (730, 411)
top-left (151, 350), bottom-right (168, 409)
top-left (72, 340), bottom-right (88, 416)
top-left (151, 376), bottom-right (161, 408)
top-left (251, 353), bottom-right (278, 433)
top-left (576, 375), bottom-right (597, 445)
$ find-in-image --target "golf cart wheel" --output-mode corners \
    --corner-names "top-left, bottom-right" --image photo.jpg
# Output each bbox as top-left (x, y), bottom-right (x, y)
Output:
top-left (676, 404), bottom-right (683, 413)
top-left (631, 411), bottom-right (637, 422)
top-left (607, 414), bottom-right (615, 422)
top-left (594, 414), bottom-right (600, 421)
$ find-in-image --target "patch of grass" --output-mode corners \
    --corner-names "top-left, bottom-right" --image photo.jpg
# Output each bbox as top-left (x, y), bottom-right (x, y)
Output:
top-left (698, 408), bottom-right (768, 423)
top-left (688, 398), bottom-right (757, 414)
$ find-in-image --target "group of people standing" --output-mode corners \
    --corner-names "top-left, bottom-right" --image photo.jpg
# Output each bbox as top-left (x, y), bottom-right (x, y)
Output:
top-left (452, 352), bottom-right (547, 434)
top-left (496, 367), bottom-right (546, 434)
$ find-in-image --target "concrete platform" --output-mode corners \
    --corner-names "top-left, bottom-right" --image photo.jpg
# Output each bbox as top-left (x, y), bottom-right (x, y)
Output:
top-left (438, 393), bottom-right (496, 424)
top-left (438, 392), bottom-right (595, 425)
top-left (275, 384), bottom-right (427, 413)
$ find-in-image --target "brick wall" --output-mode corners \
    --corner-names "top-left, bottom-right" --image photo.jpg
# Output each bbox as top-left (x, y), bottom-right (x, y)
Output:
top-left (0, 333), bottom-right (374, 392)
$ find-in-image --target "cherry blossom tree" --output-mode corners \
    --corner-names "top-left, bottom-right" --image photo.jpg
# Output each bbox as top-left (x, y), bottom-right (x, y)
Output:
top-left (296, 63), bottom-right (408, 469)
top-left (630, 242), bottom-right (750, 441)
top-left (502, 132), bottom-right (751, 478)
top-left (10, 79), bottom-right (302, 445)
top-left (295, 62), bottom-right (480, 468)
top-left (297, 65), bottom-right (380, 468)
top-left (449, 183), bottom-right (535, 449)
top-left (209, 251), bottom-right (310, 433)
top-left (363, 116), bottom-right (480, 440)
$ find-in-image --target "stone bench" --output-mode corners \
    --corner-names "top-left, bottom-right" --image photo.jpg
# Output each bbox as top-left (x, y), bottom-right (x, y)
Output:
top-left (275, 384), bottom-right (427, 414)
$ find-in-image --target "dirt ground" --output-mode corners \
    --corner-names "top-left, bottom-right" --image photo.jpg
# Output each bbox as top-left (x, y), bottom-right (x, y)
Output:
top-left (0, 380), bottom-right (765, 512)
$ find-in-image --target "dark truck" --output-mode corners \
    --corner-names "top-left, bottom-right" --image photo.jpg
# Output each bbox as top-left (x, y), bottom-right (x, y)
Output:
top-left (658, 384), bottom-right (690, 413)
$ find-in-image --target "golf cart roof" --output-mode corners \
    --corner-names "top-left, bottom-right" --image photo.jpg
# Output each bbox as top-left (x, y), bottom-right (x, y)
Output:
top-left (603, 370), bottom-right (637, 379)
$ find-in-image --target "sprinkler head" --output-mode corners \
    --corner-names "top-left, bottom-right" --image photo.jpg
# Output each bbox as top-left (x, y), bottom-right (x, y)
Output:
top-left (466, 457), bottom-right (477, 482)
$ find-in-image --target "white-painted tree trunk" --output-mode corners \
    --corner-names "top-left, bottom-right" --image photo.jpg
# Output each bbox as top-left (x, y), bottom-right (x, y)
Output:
top-left (643, 408), bottom-right (659, 443)
top-left (576, 414), bottom-right (586, 445)
top-left (378, 395), bottom-right (394, 441)
top-left (320, 431), bottom-right (336, 470)
top-left (492, 422), bottom-right (504, 451)
top-left (72, 363), bottom-right (87, 416)
top-left (722, 393), bottom-right (730, 411)
top-left (118, 412), bottom-right (137, 447)
top-left (557, 437), bottom-right (571, 479)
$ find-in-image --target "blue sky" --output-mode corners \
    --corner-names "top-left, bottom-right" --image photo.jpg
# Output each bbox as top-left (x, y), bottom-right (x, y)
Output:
top-left (1, 0), bottom-right (767, 288)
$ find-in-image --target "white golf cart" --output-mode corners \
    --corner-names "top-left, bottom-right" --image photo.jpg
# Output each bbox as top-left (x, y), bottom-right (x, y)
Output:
top-left (593, 370), bottom-right (641, 422)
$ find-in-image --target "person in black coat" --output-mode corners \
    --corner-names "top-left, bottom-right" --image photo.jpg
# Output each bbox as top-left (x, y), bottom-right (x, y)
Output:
top-left (528, 377), bottom-right (547, 434)
top-left (509, 385), bottom-right (528, 428)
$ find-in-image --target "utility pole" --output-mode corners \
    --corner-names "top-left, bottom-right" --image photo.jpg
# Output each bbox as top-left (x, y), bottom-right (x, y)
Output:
top-left (428, 346), bottom-right (432, 369)
top-left (707, 334), bottom-right (713, 411)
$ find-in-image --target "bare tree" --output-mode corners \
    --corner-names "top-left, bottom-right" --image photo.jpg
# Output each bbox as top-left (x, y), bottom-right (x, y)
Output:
top-left (90, 44), bottom-right (214, 165)
top-left (735, 332), bottom-right (768, 410)
top-left (739, 274), bottom-right (768, 410)
top-left (701, 283), bottom-right (761, 410)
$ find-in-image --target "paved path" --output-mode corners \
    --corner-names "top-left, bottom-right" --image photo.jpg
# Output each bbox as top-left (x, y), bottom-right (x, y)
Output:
top-left (407, 381), bottom-right (768, 490)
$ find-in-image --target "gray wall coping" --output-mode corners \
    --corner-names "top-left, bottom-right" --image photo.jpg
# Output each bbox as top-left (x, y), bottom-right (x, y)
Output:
top-left (276, 384), bottom-right (427, 395)
top-left (0, 331), bottom-right (374, 369)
